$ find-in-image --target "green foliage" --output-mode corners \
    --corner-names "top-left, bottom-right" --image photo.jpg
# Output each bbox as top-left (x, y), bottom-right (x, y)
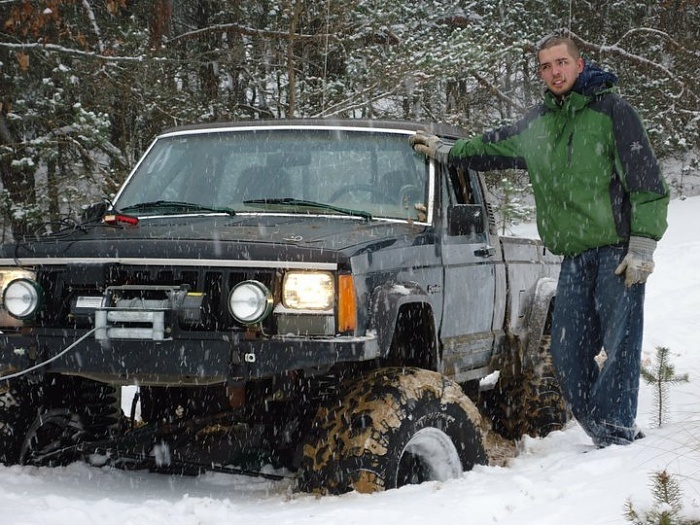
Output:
top-left (624, 470), bottom-right (698, 525)
top-left (640, 346), bottom-right (689, 427)
top-left (488, 173), bottom-right (535, 235)
top-left (623, 350), bottom-right (695, 525)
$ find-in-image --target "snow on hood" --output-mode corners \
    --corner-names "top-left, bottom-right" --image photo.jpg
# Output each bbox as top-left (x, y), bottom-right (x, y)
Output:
top-left (5, 214), bottom-right (425, 261)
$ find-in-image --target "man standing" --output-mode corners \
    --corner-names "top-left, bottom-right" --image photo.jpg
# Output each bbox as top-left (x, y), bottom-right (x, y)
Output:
top-left (410, 36), bottom-right (669, 447)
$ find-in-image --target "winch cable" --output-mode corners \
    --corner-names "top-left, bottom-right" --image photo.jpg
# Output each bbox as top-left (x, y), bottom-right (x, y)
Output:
top-left (0, 327), bottom-right (97, 382)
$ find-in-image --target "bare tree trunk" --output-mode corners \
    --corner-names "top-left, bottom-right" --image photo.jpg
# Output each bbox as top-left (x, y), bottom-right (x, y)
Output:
top-left (286, 0), bottom-right (303, 117)
top-left (149, 0), bottom-right (172, 50)
top-left (46, 144), bottom-right (60, 229)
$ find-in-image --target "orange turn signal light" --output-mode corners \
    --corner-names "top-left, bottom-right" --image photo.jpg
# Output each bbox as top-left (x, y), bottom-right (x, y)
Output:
top-left (337, 274), bottom-right (357, 333)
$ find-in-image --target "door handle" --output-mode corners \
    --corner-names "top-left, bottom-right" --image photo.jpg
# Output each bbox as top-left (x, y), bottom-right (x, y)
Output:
top-left (474, 245), bottom-right (495, 258)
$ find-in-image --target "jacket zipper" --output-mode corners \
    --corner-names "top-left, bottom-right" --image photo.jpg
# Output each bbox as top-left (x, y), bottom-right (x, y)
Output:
top-left (567, 131), bottom-right (574, 167)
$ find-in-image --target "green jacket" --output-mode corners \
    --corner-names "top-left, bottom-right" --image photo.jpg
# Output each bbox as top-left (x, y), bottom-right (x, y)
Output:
top-left (449, 84), bottom-right (669, 256)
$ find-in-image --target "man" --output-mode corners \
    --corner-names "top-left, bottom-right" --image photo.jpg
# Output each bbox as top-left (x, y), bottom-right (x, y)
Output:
top-left (410, 36), bottom-right (669, 447)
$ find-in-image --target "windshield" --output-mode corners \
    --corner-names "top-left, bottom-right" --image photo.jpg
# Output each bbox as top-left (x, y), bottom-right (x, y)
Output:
top-left (114, 127), bottom-right (429, 222)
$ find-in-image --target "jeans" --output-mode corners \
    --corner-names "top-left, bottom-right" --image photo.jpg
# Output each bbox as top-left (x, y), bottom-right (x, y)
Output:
top-left (551, 244), bottom-right (645, 447)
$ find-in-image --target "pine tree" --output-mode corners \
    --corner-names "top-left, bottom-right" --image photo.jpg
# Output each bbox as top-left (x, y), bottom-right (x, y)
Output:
top-left (624, 470), bottom-right (693, 525)
top-left (640, 346), bottom-right (689, 428)
top-left (491, 175), bottom-right (535, 235)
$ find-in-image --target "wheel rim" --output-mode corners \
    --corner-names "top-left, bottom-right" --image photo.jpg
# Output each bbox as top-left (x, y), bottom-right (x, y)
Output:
top-left (396, 427), bottom-right (463, 487)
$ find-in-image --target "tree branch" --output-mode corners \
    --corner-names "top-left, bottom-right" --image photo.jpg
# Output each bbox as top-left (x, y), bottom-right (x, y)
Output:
top-left (612, 28), bottom-right (700, 58)
top-left (471, 71), bottom-right (526, 113)
top-left (81, 0), bottom-right (105, 53)
top-left (164, 22), bottom-right (338, 46)
top-left (0, 41), bottom-right (143, 62)
top-left (567, 30), bottom-right (698, 103)
top-left (312, 82), bottom-right (399, 118)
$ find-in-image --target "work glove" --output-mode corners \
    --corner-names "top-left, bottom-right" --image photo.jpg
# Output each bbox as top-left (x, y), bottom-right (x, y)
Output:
top-left (409, 131), bottom-right (452, 164)
top-left (614, 236), bottom-right (656, 287)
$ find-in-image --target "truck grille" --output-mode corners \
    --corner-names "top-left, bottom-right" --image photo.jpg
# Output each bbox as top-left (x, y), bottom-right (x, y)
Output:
top-left (35, 263), bottom-right (276, 332)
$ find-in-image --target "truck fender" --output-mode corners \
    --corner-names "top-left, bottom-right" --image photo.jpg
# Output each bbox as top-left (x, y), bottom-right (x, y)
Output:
top-left (519, 277), bottom-right (557, 369)
top-left (370, 282), bottom-right (435, 359)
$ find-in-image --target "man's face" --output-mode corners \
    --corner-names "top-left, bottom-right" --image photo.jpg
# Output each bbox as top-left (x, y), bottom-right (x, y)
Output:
top-left (538, 44), bottom-right (584, 97)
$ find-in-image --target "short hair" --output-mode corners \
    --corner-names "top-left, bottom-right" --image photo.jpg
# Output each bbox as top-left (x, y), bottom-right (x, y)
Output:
top-left (537, 36), bottom-right (581, 60)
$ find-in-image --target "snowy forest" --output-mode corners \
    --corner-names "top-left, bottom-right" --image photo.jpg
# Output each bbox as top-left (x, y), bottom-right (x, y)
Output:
top-left (0, 0), bottom-right (698, 242)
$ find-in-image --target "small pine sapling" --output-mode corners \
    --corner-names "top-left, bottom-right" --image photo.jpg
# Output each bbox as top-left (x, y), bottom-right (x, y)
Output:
top-left (624, 470), bottom-right (693, 525)
top-left (640, 346), bottom-right (689, 428)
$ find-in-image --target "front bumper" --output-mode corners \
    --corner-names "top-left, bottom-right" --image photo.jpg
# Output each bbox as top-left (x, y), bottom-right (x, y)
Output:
top-left (0, 328), bottom-right (379, 386)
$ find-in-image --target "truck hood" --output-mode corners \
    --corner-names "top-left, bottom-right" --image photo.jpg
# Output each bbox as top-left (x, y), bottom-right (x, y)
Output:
top-left (1, 214), bottom-right (429, 263)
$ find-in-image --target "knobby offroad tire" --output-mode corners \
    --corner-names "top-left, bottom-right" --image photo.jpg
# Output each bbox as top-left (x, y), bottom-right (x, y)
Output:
top-left (299, 367), bottom-right (489, 495)
top-left (0, 378), bottom-right (41, 465)
top-left (20, 408), bottom-right (87, 467)
top-left (0, 376), bottom-right (122, 467)
top-left (19, 378), bottom-right (122, 467)
top-left (481, 335), bottom-right (569, 440)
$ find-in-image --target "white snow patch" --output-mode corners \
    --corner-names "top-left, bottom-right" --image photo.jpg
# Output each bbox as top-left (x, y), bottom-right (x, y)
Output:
top-left (0, 196), bottom-right (699, 524)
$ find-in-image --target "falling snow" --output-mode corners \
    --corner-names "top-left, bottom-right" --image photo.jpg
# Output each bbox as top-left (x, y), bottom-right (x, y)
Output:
top-left (0, 196), bottom-right (699, 524)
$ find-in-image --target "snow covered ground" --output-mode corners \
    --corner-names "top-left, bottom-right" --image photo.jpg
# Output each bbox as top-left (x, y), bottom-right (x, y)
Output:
top-left (1, 196), bottom-right (698, 525)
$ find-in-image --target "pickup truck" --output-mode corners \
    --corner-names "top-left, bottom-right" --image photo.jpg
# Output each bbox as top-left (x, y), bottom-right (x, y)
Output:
top-left (0, 119), bottom-right (564, 494)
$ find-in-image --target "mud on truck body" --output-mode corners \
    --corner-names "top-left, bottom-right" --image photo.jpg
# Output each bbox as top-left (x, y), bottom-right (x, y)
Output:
top-left (0, 120), bottom-right (564, 494)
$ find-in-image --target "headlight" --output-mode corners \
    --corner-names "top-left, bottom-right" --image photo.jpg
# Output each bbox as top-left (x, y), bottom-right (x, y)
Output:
top-left (3, 278), bottom-right (42, 319)
top-left (282, 271), bottom-right (334, 310)
top-left (229, 280), bottom-right (273, 324)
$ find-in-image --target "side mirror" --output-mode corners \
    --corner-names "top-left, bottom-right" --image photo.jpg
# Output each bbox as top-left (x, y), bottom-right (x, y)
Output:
top-left (80, 201), bottom-right (109, 223)
top-left (448, 204), bottom-right (485, 236)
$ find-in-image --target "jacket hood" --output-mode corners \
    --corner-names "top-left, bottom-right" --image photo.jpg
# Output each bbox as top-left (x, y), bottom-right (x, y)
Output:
top-left (572, 61), bottom-right (618, 97)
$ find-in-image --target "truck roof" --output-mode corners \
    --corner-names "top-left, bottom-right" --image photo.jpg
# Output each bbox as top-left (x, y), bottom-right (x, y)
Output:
top-left (160, 118), bottom-right (468, 141)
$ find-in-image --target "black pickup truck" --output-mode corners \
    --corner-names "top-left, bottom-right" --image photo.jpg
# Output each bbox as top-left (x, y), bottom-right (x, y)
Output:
top-left (0, 119), bottom-right (564, 494)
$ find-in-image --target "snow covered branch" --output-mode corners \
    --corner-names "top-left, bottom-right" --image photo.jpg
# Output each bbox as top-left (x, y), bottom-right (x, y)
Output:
top-left (613, 28), bottom-right (700, 58)
top-left (568, 30), bottom-right (698, 102)
top-left (0, 41), bottom-right (143, 62)
top-left (80, 0), bottom-right (105, 54)
top-left (165, 23), bottom-right (339, 46)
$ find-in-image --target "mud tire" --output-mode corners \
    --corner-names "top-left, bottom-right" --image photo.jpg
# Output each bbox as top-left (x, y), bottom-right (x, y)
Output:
top-left (481, 335), bottom-right (568, 440)
top-left (0, 379), bottom-right (42, 465)
top-left (299, 367), bottom-right (487, 494)
top-left (4, 377), bottom-right (122, 467)
top-left (20, 408), bottom-right (87, 467)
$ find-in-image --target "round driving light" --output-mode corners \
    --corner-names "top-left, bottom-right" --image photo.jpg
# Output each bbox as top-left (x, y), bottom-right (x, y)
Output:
top-left (229, 280), bottom-right (273, 324)
top-left (3, 278), bottom-right (42, 319)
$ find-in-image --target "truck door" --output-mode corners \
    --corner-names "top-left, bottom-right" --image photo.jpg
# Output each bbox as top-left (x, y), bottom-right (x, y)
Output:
top-left (438, 166), bottom-right (502, 382)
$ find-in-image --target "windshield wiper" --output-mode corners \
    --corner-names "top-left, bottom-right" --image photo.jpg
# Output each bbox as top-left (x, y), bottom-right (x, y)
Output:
top-left (118, 200), bottom-right (236, 216)
top-left (243, 198), bottom-right (372, 220)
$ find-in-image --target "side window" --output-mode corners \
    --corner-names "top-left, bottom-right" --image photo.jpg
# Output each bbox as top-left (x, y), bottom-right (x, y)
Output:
top-left (445, 166), bottom-right (488, 240)
top-left (449, 168), bottom-right (476, 204)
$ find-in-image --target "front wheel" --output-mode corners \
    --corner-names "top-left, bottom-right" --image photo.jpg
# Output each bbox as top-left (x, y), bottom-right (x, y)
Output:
top-left (20, 409), bottom-right (87, 467)
top-left (0, 379), bottom-right (41, 465)
top-left (299, 367), bottom-right (488, 494)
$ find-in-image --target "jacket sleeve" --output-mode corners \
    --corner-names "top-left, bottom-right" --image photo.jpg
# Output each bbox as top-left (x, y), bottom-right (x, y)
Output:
top-left (448, 107), bottom-right (544, 171)
top-left (611, 95), bottom-right (669, 241)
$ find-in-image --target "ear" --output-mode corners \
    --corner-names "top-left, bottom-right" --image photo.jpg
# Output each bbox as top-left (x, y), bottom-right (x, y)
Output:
top-left (577, 58), bottom-right (585, 73)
